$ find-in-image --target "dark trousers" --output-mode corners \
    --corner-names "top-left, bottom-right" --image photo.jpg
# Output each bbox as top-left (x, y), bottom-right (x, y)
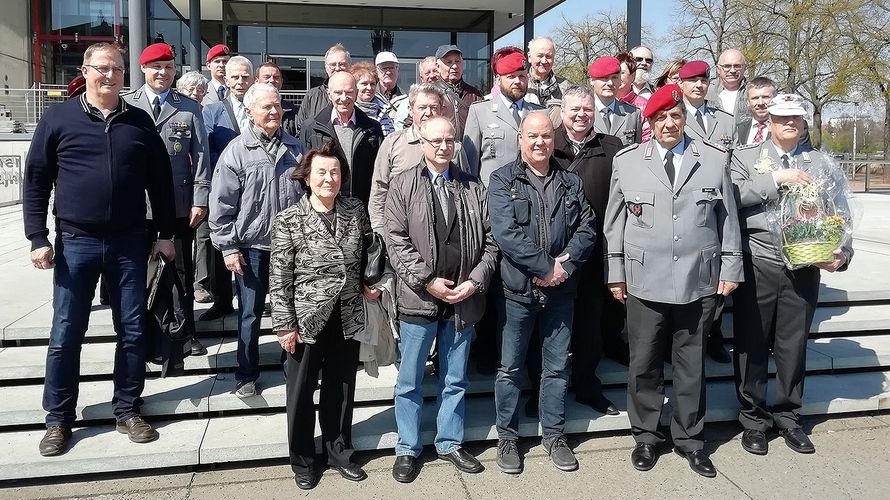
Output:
top-left (571, 281), bottom-right (607, 404)
top-left (733, 254), bottom-right (819, 431)
top-left (193, 219), bottom-right (212, 293)
top-left (43, 229), bottom-right (148, 426)
top-left (234, 248), bottom-right (270, 383)
top-left (495, 296), bottom-right (573, 440)
top-left (148, 218), bottom-right (197, 335)
top-left (285, 306), bottom-right (360, 474)
top-left (626, 294), bottom-right (717, 453)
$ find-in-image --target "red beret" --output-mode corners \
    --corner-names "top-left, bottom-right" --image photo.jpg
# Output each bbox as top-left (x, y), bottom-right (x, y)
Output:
top-left (678, 60), bottom-right (710, 80)
top-left (587, 56), bottom-right (620, 79)
top-left (139, 43), bottom-right (174, 65)
top-left (67, 75), bottom-right (86, 99)
top-left (492, 47), bottom-right (526, 76)
top-left (206, 44), bottom-right (231, 63)
top-left (643, 84), bottom-right (684, 119)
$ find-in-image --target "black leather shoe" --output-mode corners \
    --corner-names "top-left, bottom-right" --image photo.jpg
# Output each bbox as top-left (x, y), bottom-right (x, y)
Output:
top-left (578, 396), bottom-right (620, 416)
top-left (741, 430), bottom-right (768, 455)
top-left (675, 449), bottom-right (717, 478)
top-left (294, 470), bottom-right (319, 490)
top-left (707, 342), bottom-right (731, 364)
top-left (631, 443), bottom-right (658, 471)
top-left (189, 337), bottom-right (208, 356)
top-left (116, 416), bottom-right (159, 443)
top-left (392, 455), bottom-right (418, 483)
top-left (439, 448), bottom-right (484, 473)
top-left (779, 427), bottom-right (815, 454)
top-left (39, 426), bottom-right (72, 457)
top-left (198, 303), bottom-right (234, 321)
top-left (332, 462), bottom-right (367, 481)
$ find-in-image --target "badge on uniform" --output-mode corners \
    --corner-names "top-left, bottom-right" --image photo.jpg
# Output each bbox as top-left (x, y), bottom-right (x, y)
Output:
top-left (173, 141), bottom-right (182, 153)
top-left (629, 203), bottom-right (643, 217)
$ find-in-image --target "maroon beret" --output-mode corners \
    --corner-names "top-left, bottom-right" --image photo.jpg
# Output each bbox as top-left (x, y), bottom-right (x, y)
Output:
top-left (587, 56), bottom-right (621, 79)
top-left (139, 43), bottom-right (174, 65)
top-left (678, 60), bottom-right (710, 80)
top-left (67, 75), bottom-right (86, 99)
top-left (643, 84), bottom-right (684, 119)
top-left (492, 47), bottom-right (526, 76)
top-left (206, 44), bottom-right (231, 63)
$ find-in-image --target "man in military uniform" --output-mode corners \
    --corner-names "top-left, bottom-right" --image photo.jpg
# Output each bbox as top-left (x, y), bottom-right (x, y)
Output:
top-left (588, 56), bottom-right (643, 146)
top-left (122, 43), bottom-right (210, 356)
top-left (432, 45), bottom-right (484, 139)
top-left (202, 44), bottom-right (231, 106)
top-left (730, 93), bottom-right (852, 456)
top-left (603, 84), bottom-right (743, 478)
top-left (679, 61), bottom-right (736, 149)
top-left (463, 47), bottom-right (543, 186)
top-left (525, 36), bottom-right (571, 126)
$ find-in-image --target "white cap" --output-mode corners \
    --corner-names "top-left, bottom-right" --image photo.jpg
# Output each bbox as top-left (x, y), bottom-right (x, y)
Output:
top-left (375, 52), bottom-right (399, 66)
top-left (767, 93), bottom-right (808, 116)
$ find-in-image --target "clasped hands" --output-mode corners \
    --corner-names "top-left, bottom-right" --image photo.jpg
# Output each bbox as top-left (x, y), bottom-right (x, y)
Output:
top-left (426, 277), bottom-right (477, 304)
top-left (532, 254), bottom-right (570, 288)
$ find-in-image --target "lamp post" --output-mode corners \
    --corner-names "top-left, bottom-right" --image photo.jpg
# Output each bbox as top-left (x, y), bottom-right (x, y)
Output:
top-left (852, 101), bottom-right (859, 161)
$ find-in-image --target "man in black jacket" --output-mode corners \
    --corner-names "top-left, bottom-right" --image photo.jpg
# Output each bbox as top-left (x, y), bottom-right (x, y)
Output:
top-left (301, 71), bottom-right (383, 206)
top-left (294, 44), bottom-right (351, 137)
top-left (24, 43), bottom-right (176, 456)
top-left (552, 85), bottom-right (626, 415)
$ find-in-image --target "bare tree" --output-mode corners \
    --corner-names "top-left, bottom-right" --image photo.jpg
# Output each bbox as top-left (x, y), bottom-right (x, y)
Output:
top-left (551, 10), bottom-right (630, 83)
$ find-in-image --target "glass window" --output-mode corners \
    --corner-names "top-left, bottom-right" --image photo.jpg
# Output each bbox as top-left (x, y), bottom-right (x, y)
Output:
top-left (457, 33), bottom-right (490, 60)
top-left (150, 19), bottom-right (182, 54)
top-left (51, 0), bottom-right (117, 35)
top-left (267, 27), bottom-right (375, 59)
top-left (148, 0), bottom-right (176, 19)
top-left (461, 59), bottom-right (490, 93)
top-left (391, 31), bottom-right (450, 59)
top-left (236, 26), bottom-right (266, 54)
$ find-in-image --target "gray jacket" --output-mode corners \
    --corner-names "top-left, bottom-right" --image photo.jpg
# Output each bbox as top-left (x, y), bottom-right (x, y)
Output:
top-left (122, 87), bottom-right (210, 218)
top-left (463, 96), bottom-right (544, 186)
top-left (384, 162), bottom-right (499, 331)
top-left (684, 102), bottom-right (737, 149)
top-left (706, 77), bottom-right (750, 124)
top-left (209, 128), bottom-right (305, 255)
top-left (593, 99), bottom-right (643, 147)
top-left (603, 136), bottom-right (744, 304)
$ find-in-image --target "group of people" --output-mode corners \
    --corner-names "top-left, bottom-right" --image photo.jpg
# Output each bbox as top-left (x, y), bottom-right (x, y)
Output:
top-left (22, 35), bottom-right (852, 490)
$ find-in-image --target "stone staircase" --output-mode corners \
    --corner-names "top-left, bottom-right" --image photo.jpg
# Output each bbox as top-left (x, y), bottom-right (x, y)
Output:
top-left (1, 203), bottom-right (890, 482)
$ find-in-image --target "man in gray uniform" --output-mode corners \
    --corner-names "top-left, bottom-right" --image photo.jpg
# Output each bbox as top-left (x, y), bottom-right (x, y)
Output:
top-left (603, 84), bottom-right (743, 478)
top-left (122, 43), bottom-right (210, 356)
top-left (730, 93), bottom-right (852, 456)
top-left (463, 47), bottom-right (543, 186)
top-left (679, 61), bottom-right (736, 150)
top-left (588, 55), bottom-right (643, 146)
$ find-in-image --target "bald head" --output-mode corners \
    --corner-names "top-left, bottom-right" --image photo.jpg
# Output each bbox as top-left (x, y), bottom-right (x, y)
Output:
top-left (716, 48), bottom-right (747, 90)
top-left (519, 112), bottom-right (555, 170)
top-left (327, 71), bottom-right (357, 117)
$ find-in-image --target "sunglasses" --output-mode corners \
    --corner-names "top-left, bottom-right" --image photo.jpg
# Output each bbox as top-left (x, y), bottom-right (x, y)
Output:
top-left (634, 57), bottom-right (653, 64)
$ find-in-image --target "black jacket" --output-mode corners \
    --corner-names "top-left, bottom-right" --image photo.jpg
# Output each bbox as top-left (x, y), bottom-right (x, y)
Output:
top-left (300, 106), bottom-right (384, 206)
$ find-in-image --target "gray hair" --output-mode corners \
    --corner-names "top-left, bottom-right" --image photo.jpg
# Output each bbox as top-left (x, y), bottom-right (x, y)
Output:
top-left (82, 42), bottom-right (121, 66)
top-left (243, 83), bottom-right (279, 109)
top-left (408, 83), bottom-right (444, 108)
top-left (176, 71), bottom-right (208, 93)
top-left (562, 84), bottom-right (595, 102)
top-left (527, 36), bottom-right (555, 52)
top-left (325, 43), bottom-right (351, 63)
top-left (420, 56), bottom-right (437, 69)
top-left (225, 55), bottom-right (253, 75)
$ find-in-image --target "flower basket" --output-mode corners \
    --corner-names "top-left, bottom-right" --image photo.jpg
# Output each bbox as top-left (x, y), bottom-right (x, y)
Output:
top-left (784, 240), bottom-right (840, 265)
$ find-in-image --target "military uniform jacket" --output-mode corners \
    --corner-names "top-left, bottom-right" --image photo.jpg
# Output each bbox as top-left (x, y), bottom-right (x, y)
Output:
top-left (684, 103), bottom-right (736, 149)
top-left (603, 136), bottom-right (744, 304)
top-left (729, 141), bottom-right (853, 267)
top-left (122, 86), bottom-right (210, 219)
top-left (593, 99), bottom-right (643, 147)
top-left (462, 97), bottom-right (544, 187)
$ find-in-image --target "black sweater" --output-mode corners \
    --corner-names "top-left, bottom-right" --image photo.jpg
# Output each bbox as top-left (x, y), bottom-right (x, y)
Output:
top-left (24, 95), bottom-right (175, 250)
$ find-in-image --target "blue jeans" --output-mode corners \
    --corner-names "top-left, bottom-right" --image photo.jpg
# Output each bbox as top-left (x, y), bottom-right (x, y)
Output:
top-left (394, 319), bottom-right (472, 457)
top-left (43, 230), bottom-right (148, 426)
top-left (234, 248), bottom-right (270, 383)
top-left (495, 297), bottom-right (573, 440)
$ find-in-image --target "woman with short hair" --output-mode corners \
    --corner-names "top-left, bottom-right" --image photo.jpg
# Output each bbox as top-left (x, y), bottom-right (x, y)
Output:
top-left (351, 61), bottom-right (395, 135)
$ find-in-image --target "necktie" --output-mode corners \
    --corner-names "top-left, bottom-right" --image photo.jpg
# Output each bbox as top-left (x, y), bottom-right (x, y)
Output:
top-left (152, 96), bottom-right (161, 120)
top-left (753, 122), bottom-right (767, 144)
top-left (511, 102), bottom-right (522, 126)
top-left (695, 109), bottom-right (706, 131)
top-left (664, 150), bottom-right (676, 186)
top-left (781, 154), bottom-right (790, 169)
top-left (217, 85), bottom-right (227, 101)
top-left (433, 174), bottom-right (450, 221)
top-left (602, 108), bottom-right (612, 131)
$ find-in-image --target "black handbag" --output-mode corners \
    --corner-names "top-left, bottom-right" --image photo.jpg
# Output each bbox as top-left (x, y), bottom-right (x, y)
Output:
top-left (363, 232), bottom-right (387, 286)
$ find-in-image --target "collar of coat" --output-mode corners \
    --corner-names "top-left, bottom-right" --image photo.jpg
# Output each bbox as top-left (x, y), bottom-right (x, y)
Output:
top-left (312, 105), bottom-right (377, 132)
top-left (240, 126), bottom-right (301, 148)
top-left (553, 125), bottom-right (609, 157)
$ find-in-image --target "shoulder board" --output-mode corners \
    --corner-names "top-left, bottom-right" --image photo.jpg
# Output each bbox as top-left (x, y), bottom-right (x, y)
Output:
top-left (173, 90), bottom-right (198, 104)
top-left (614, 143), bottom-right (641, 157)
top-left (735, 142), bottom-right (760, 151)
top-left (699, 139), bottom-right (727, 153)
top-left (121, 89), bottom-right (138, 98)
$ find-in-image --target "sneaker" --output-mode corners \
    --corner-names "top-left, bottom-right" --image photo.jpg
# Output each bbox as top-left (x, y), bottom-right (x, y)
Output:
top-left (193, 288), bottom-right (213, 303)
top-left (544, 435), bottom-right (578, 471)
top-left (234, 380), bottom-right (258, 398)
top-left (496, 439), bottom-right (522, 474)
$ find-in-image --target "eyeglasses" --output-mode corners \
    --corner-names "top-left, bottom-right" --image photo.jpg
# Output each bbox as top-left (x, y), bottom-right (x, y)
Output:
top-left (85, 64), bottom-right (125, 76)
top-left (422, 136), bottom-right (456, 148)
top-left (634, 57), bottom-right (653, 64)
top-left (718, 64), bottom-right (746, 71)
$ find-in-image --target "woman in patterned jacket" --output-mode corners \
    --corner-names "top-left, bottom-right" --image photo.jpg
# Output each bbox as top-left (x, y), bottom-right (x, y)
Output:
top-left (269, 142), bottom-right (381, 490)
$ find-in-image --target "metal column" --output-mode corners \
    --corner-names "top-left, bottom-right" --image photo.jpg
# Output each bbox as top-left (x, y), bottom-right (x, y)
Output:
top-left (128, 0), bottom-right (146, 88)
top-left (626, 0), bottom-right (642, 49)
top-left (189, 0), bottom-right (202, 72)
top-left (523, 0), bottom-right (534, 50)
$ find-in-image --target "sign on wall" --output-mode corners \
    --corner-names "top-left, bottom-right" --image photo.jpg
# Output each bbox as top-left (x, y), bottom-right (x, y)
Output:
top-left (0, 155), bottom-right (23, 207)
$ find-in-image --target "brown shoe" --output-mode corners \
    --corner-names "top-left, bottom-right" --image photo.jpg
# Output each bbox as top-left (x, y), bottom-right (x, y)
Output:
top-left (39, 425), bottom-right (72, 456)
top-left (116, 416), bottom-right (159, 443)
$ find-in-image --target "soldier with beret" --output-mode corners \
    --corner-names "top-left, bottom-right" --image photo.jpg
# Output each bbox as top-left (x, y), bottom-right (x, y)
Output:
top-left (730, 93), bottom-right (852, 456)
top-left (603, 84), bottom-right (743, 478)
top-left (203, 44), bottom-right (232, 106)
top-left (588, 55), bottom-right (643, 147)
top-left (463, 46), bottom-right (544, 186)
top-left (122, 43), bottom-right (211, 356)
top-left (678, 60), bottom-right (736, 149)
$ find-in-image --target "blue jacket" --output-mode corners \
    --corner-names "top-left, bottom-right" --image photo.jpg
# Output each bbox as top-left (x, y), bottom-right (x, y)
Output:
top-left (488, 157), bottom-right (597, 303)
top-left (203, 98), bottom-right (241, 169)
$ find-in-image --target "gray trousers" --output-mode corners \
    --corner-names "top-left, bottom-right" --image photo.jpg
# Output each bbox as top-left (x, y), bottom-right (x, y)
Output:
top-left (626, 294), bottom-right (717, 453)
top-left (732, 253), bottom-right (819, 431)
